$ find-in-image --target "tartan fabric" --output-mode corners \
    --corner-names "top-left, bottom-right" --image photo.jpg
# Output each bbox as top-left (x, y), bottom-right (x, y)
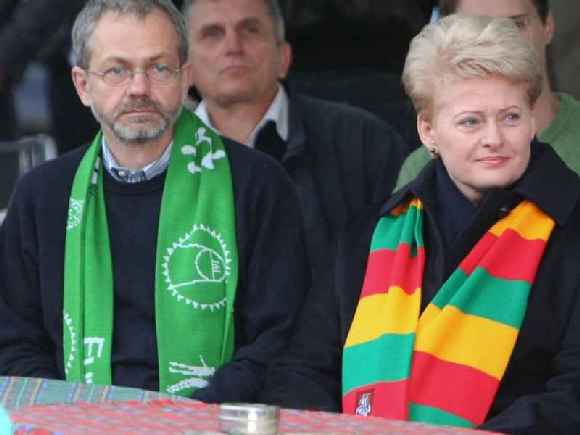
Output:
top-left (10, 398), bottom-right (500, 434)
top-left (0, 377), bottom-right (189, 411)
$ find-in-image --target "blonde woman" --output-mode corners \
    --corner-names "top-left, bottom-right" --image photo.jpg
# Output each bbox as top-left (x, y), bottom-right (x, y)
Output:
top-left (261, 14), bottom-right (580, 434)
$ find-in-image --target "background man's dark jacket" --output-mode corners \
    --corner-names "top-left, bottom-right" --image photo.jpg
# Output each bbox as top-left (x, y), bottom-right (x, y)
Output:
top-left (255, 92), bottom-right (407, 291)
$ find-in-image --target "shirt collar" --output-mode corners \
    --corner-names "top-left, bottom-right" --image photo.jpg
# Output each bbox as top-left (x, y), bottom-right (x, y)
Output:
top-left (194, 84), bottom-right (289, 147)
top-left (101, 136), bottom-right (172, 183)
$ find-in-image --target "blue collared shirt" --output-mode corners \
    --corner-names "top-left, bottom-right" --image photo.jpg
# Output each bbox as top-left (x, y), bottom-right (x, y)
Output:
top-left (101, 138), bottom-right (172, 183)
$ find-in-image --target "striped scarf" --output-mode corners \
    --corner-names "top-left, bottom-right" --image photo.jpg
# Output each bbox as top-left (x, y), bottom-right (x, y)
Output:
top-left (342, 198), bottom-right (554, 427)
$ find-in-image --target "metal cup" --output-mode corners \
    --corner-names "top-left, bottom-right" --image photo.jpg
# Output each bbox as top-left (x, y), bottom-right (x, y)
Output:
top-left (219, 403), bottom-right (280, 435)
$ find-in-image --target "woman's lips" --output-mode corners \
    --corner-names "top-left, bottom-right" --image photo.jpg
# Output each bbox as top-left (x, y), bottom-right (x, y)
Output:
top-left (477, 156), bottom-right (510, 166)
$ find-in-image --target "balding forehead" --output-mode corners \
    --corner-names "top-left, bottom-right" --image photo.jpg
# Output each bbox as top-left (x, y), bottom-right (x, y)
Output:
top-left (185, 0), bottom-right (284, 41)
top-left (457, 0), bottom-right (535, 17)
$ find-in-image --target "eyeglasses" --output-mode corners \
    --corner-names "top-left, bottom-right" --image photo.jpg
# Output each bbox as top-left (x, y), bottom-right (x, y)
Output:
top-left (84, 63), bottom-right (183, 87)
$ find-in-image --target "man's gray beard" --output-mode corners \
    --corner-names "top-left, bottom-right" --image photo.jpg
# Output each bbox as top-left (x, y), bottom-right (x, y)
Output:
top-left (90, 105), bottom-right (181, 145)
top-left (112, 116), bottom-right (168, 143)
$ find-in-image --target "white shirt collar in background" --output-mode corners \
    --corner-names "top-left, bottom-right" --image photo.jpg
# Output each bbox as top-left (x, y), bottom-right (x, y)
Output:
top-left (194, 84), bottom-right (289, 147)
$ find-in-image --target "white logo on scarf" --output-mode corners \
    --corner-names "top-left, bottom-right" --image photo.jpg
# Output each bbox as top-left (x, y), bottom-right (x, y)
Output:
top-left (63, 311), bottom-right (77, 375)
top-left (92, 157), bottom-right (101, 185)
top-left (181, 127), bottom-right (225, 175)
top-left (66, 199), bottom-right (84, 231)
top-left (162, 224), bottom-right (231, 311)
top-left (83, 337), bottom-right (105, 384)
top-left (356, 391), bottom-right (374, 416)
top-left (166, 356), bottom-right (216, 394)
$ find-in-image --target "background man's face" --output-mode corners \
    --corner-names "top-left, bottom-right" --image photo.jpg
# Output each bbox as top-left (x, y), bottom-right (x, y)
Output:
top-left (73, 9), bottom-right (189, 145)
top-left (457, 0), bottom-right (554, 74)
top-left (188, 0), bottom-right (291, 108)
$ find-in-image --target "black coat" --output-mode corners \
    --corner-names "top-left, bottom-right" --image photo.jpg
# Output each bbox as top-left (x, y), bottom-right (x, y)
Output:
top-left (261, 141), bottom-right (580, 434)
top-left (280, 0), bottom-right (435, 73)
top-left (0, 0), bottom-right (84, 82)
top-left (259, 93), bottom-right (407, 291)
top-left (0, 0), bottom-right (88, 145)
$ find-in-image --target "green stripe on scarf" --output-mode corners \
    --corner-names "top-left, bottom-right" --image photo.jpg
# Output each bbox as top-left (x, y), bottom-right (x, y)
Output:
top-left (63, 109), bottom-right (237, 397)
top-left (343, 198), bottom-right (554, 426)
top-left (370, 201), bottom-right (424, 252)
top-left (432, 268), bottom-right (531, 327)
top-left (343, 334), bottom-right (415, 393)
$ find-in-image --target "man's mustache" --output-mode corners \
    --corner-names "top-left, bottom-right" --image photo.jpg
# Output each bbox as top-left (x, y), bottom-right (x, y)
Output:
top-left (119, 98), bottom-right (161, 114)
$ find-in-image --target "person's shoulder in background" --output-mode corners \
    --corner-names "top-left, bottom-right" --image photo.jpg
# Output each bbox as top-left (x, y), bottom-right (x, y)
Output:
top-left (394, 145), bottom-right (431, 191)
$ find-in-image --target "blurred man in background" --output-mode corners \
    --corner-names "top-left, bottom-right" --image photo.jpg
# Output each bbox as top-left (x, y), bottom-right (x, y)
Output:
top-left (184, 0), bottom-right (408, 291)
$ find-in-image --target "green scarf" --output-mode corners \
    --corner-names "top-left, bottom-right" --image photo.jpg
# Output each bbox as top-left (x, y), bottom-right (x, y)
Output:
top-left (63, 109), bottom-right (238, 396)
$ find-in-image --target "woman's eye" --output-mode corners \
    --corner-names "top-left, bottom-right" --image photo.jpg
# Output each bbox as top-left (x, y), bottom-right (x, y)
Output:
top-left (504, 113), bottom-right (521, 124)
top-left (459, 117), bottom-right (479, 127)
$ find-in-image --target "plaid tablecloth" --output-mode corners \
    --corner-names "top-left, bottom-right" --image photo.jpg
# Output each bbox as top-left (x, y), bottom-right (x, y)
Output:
top-left (0, 377), bottom-right (189, 411)
top-left (10, 399), bottom-right (500, 434)
top-left (3, 377), bottom-right (499, 434)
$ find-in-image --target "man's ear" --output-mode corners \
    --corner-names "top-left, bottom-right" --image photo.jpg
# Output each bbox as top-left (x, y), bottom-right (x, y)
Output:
top-left (180, 63), bottom-right (193, 100)
top-left (543, 12), bottom-right (555, 44)
top-left (278, 42), bottom-right (292, 80)
top-left (71, 66), bottom-right (93, 107)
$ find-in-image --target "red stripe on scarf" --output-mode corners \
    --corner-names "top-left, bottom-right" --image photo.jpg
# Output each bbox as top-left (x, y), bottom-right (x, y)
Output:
top-left (460, 230), bottom-right (548, 282)
top-left (410, 352), bottom-right (498, 425)
top-left (361, 246), bottom-right (425, 297)
top-left (343, 380), bottom-right (409, 419)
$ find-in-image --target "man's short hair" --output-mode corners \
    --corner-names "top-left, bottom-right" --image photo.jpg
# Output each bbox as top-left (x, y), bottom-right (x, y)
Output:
top-left (438, 0), bottom-right (550, 23)
top-left (182, 0), bottom-right (286, 42)
top-left (72, 0), bottom-right (189, 69)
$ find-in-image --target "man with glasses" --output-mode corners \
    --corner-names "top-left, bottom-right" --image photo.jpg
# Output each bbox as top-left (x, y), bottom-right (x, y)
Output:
top-left (0, 0), bottom-right (308, 404)
top-left (396, 0), bottom-right (580, 187)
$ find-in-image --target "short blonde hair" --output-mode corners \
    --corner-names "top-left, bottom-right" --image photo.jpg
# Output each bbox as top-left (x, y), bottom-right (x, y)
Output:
top-left (402, 14), bottom-right (543, 119)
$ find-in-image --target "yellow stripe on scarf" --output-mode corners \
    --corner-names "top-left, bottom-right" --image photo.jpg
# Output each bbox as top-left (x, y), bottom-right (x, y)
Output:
top-left (416, 305), bottom-right (517, 379)
top-left (489, 202), bottom-right (553, 240)
top-left (345, 288), bottom-right (420, 347)
top-left (390, 197), bottom-right (424, 217)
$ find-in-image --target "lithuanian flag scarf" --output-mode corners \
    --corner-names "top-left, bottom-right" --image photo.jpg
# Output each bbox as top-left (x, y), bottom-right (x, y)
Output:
top-left (342, 197), bottom-right (554, 427)
top-left (63, 109), bottom-right (238, 397)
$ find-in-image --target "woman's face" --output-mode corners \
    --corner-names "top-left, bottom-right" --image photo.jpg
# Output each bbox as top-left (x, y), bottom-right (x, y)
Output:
top-left (418, 76), bottom-right (536, 203)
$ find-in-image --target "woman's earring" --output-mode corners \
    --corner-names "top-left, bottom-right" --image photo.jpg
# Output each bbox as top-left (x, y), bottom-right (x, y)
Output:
top-left (427, 143), bottom-right (439, 158)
